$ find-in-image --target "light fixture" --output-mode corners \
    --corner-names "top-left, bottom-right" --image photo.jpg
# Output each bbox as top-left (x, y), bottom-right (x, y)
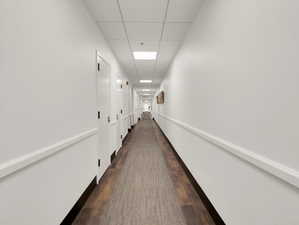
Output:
top-left (142, 89), bottom-right (151, 91)
top-left (140, 80), bottom-right (152, 83)
top-left (133, 51), bottom-right (157, 60)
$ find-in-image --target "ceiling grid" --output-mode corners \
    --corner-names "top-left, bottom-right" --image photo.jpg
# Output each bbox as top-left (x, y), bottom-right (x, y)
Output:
top-left (85, 0), bottom-right (203, 90)
top-left (116, 0), bottom-right (138, 78)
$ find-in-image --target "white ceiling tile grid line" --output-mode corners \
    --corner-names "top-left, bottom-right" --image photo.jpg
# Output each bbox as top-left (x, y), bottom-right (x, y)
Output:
top-left (152, 0), bottom-right (171, 86)
top-left (84, 0), bottom-right (203, 87)
top-left (116, 0), bottom-right (139, 78)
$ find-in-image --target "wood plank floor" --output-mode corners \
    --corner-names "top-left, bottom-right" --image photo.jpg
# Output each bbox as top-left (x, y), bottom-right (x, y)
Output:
top-left (72, 119), bottom-right (216, 225)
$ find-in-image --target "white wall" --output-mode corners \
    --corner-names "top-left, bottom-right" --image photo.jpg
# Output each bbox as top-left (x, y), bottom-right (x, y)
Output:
top-left (154, 0), bottom-right (299, 224)
top-left (0, 0), bottom-right (129, 224)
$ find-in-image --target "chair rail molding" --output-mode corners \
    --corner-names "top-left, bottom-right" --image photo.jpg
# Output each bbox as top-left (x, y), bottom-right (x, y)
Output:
top-left (110, 120), bottom-right (118, 125)
top-left (157, 113), bottom-right (299, 189)
top-left (0, 128), bottom-right (98, 179)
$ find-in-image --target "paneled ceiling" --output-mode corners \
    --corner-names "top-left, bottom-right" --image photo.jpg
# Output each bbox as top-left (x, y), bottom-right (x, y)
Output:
top-left (85, 0), bottom-right (202, 88)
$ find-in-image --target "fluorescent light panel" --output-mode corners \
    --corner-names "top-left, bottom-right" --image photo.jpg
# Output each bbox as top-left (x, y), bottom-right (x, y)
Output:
top-left (140, 80), bottom-right (152, 83)
top-left (133, 51), bottom-right (157, 60)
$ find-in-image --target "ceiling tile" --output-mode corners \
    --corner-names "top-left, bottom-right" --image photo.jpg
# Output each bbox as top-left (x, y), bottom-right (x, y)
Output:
top-left (162, 22), bottom-right (191, 41)
top-left (85, 0), bottom-right (121, 21)
top-left (134, 82), bottom-right (160, 88)
top-left (156, 61), bottom-right (169, 71)
top-left (109, 40), bottom-right (130, 52)
top-left (97, 22), bottom-right (126, 40)
top-left (136, 61), bottom-right (156, 75)
top-left (135, 60), bottom-right (156, 68)
top-left (155, 41), bottom-right (179, 74)
top-left (137, 72), bottom-right (156, 79)
top-left (166, 0), bottom-right (202, 22)
top-left (131, 41), bottom-right (159, 51)
top-left (109, 40), bottom-right (137, 76)
top-left (155, 70), bottom-right (168, 78)
top-left (159, 41), bottom-right (180, 54)
top-left (126, 22), bottom-right (163, 41)
top-left (156, 65), bottom-right (169, 76)
top-left (122, 64), bottom-right (137, 76)
top-left (109, 40), bottom-right (133, 63)
top-left (137, 69), bottom-right (155, 77)
top-left (119, 0), bottom-right (168, 22)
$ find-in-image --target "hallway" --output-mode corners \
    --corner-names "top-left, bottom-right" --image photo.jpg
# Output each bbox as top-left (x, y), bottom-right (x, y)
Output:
top-left (2, 0), bottom-right (299, 224)
top-left (73, 119), bottom-right (215, 225)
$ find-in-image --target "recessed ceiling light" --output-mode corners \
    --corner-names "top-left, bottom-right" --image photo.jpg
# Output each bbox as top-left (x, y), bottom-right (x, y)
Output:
top-left (133, 51), bottom-right (157, 60)
top-left (140, 80), bottom-right (152, 83)
top-left (142, 89), bottom-right (151, 91)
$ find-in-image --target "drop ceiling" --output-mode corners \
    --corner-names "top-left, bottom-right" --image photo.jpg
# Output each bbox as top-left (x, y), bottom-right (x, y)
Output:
top-left (85, 0), bottom-right (202, 88)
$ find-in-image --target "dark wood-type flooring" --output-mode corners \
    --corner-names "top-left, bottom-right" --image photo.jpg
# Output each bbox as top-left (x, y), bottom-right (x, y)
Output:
top-left (72, 119), bottom-right (216, 225)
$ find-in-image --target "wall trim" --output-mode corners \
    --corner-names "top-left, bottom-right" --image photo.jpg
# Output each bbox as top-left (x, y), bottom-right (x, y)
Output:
top-left (123, 114), bottom-right (130, 119)
top-left (111, 119), bottom-right (117, 125)
top-left (158, 113), bottom-right (299, 189)
top-left (0, 128), bottom-right (98, 179)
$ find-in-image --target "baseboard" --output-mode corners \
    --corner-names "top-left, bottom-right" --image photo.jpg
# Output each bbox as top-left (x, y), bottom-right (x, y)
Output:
top-left (158, 113), bottom-right (299, 189)
top-left (155, 121), bottom-right (225, 225)
top-left (60, 176), bottom-right (97, 225)
top-left (110, 151), bottom-right (116, 163)
top-left (122, 133), bottom-right (129, 145)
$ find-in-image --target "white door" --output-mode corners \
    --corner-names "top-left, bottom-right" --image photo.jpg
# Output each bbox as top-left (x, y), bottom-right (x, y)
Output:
top-left (115, 88), bottom-right (122, 153)
top-left (120, 85), bottom-right (126, 140)
top-left (96, 52), bottom-right (111, 179)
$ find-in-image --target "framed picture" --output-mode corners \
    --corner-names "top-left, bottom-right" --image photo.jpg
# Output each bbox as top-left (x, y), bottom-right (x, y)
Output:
top-left (157, 91), bottom-right (164, 104)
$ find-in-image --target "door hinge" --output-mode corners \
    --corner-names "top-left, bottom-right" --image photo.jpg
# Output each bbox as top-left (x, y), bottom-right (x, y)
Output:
top-left (121, 135), bottom-right (123, 139)
top-left (98, 159), bottom-right (101, 167)
top-left (98, 111), bottom-right (101, 119)
top-left (107, 116), bottom-right (110, 123)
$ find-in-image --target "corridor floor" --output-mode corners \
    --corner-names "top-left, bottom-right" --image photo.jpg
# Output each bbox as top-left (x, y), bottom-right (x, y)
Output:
top-left (72, 120), bottom-right (216, 225)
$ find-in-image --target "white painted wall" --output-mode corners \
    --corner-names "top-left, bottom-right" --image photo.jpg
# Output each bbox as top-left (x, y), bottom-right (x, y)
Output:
top-left (0, 0), bottom-right (130, 224)
top-left (154, 0), bottom-right (299, 224)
